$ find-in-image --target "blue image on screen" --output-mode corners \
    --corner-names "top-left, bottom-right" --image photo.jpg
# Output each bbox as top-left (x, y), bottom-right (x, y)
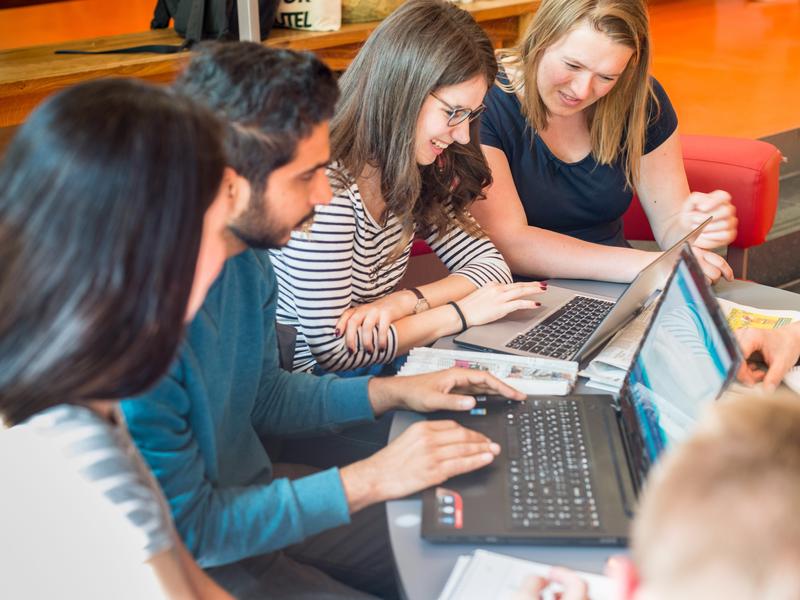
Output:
top-left (626, 260), bottom-right (733, 462)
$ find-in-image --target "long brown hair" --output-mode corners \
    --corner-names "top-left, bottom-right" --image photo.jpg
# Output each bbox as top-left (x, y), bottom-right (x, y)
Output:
top-left (331, 0), bottom-right (498, 262)
top-left (498, 0), bottom-right (653, 189)
top-left (0, 79), bottom-right (225, 426)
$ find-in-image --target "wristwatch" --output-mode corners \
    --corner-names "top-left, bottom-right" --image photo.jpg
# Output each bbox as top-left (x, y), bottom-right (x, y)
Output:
top-left (409, 287), bottom-right (430, 314)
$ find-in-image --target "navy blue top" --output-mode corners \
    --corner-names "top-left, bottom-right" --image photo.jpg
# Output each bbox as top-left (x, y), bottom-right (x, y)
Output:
top-left (480, 76), bottom-right (678, 246)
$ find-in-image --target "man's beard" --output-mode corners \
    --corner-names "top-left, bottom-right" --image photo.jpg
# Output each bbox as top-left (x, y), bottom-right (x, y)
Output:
top-left (229, 200), bottom-right (315, 250)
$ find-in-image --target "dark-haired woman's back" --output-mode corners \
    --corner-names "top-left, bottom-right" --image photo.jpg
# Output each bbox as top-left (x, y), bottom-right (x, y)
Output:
top-left (0, 77), bottom-right (234, 599)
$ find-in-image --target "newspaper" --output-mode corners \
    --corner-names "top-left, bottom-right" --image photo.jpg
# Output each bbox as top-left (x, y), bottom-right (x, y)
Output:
top-left (716, 298), bottom-right (800, 331)
top-left (399, 347), bottom-right (578, 395)
top-left (580, 301), bottom-right (658, 392)
top-left (438, 549), bottom-right (614, 600)
top-left (582, 297), bottom-right (800, 393)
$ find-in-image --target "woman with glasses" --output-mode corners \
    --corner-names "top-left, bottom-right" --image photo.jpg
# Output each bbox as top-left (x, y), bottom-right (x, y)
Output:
top-left (0, 78), bottom-right (236, 599)
top-left (471, 0), bottom-right (737, 286)
top-left (269, 0), bottom-right (544, 375)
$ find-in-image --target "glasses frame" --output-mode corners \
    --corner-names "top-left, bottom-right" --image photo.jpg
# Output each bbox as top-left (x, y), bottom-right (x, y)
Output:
top-left (430, 92), bottom-right (486, 127)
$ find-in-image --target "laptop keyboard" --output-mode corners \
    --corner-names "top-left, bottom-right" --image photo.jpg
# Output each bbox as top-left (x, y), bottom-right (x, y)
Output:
top-left (505, 295), bottom-right (615, 360)
top-left (506, 398), bottom-right (601, 530)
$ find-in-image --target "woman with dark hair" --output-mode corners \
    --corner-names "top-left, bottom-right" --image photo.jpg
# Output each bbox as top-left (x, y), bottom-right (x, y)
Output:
top-left (270, 0), bottom-right (545, 374)
top-left (0, 79), bottom-right (236, 599)
top-left (472, 0), bottom-right (737, 284)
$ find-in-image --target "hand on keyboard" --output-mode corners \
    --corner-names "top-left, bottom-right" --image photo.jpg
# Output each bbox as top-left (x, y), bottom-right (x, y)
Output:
top-left (457, 281), bottom-right (546, 329)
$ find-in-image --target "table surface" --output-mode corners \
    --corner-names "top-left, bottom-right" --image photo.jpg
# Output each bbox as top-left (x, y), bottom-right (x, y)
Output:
top-left (386, 278), bottom-right (800, 600)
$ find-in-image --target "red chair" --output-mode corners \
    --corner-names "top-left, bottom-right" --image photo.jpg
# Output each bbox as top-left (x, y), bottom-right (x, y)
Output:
top-left (623, 134), bottom-right (782, 279)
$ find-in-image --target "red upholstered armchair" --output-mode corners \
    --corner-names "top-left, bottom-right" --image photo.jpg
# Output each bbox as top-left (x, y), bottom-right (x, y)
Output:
top-left (623, 134), bottom-right (782, 279)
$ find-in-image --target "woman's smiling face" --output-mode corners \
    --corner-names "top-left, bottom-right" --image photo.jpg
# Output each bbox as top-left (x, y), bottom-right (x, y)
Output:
top-left (414, 74), bottom-right (488, 165)
top-left (536, 21), bottom-right (634, 119)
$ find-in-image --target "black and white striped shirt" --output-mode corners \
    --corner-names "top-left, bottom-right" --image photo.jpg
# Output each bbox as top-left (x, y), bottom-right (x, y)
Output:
top-left (268, 165), bottom-right (512, 372)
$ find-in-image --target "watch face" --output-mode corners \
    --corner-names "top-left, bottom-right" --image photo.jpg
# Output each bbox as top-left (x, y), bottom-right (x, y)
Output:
top-left (415, 298), bottom-right (430, 314)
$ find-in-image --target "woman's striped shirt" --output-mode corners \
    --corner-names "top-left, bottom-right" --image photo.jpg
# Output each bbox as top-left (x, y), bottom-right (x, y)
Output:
top-left (268, 165), bottom-right (512, 372)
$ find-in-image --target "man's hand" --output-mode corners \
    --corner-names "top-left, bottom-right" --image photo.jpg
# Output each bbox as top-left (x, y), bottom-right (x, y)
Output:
top-left (736, 323), bottom-right (800, 391)
top-left (368, 367), bottom-right (526, 416)
top-left (339, 420), bottom-right (500, 512)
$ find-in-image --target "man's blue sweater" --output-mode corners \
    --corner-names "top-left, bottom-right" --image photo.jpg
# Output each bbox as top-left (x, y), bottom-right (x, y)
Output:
top-left (121, 250), bottom-right (375, 567)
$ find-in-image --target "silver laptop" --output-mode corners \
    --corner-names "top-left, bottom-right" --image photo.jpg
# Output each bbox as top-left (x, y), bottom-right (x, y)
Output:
top-left (454, 217), bottom-right (711, 363)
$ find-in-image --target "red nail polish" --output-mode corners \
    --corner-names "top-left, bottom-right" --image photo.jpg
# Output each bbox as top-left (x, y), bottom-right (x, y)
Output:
top-left (334, 328), bottom-right (340, 337)
top-left (535, 302), bottom-right (542, 307)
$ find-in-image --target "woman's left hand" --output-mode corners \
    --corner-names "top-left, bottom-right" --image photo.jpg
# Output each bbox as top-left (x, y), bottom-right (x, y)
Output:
top-left (681, 189), bottom-right (738, 249)
top-left (336, 291), bottom-right (415, 353)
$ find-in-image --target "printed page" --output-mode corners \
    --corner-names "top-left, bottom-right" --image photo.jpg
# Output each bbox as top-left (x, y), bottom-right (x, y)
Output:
top-left (439, 550), bottom-right (614, 600)
top-left (716, 298), bottom-right (800, 332)
top-left (399, 348), bottom-right (578, 395)
top-left (437, 555), bottom-right (473, 600)
top-left (580, 302), bottom-right (657, 391)
top-left (784, 367), bottom-right (800, 394)
top-left (592, 301), bottom-right (657, 370)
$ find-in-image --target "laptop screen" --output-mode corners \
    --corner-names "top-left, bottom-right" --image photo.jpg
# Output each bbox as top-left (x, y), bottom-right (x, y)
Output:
top-left (625, 248), bottom-right (739, 463)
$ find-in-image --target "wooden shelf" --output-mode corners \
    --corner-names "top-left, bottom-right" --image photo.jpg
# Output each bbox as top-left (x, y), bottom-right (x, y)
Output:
top-left (0, 0), bottom-right (538, 128)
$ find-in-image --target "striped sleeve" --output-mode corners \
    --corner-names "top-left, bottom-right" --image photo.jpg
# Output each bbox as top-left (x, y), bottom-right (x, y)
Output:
top-left (271, 188), bottom-right (399, 372)
top-left (425, 207), bottom-right (513, 286)
top-left (22, 405), bottom-right (174, 563)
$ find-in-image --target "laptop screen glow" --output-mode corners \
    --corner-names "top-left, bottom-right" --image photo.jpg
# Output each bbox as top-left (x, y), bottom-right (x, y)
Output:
top-left (626, 258), bottom-right (734, 462)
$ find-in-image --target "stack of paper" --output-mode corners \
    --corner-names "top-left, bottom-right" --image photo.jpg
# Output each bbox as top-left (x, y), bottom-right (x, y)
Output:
top-left (438, 549), bottom-right (614, 600)
top-left (580, 301), bottom-right (658, 392)
top-left (716, 298), bottom-right (800, 331)
top-left (582, 297), bottom-right (800, 394)
top-left (399, 347), bottom-right (578, 395)
top-left (785, 367), bottom-right (800, 394)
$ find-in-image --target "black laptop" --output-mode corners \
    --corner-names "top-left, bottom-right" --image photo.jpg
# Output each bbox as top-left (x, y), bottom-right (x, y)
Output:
top-left (421, 245), bottom-right (741, 545)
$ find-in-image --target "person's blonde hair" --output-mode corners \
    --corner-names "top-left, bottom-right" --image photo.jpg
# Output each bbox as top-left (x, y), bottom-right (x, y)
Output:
top-left (497, 0), bottom-right (653, 189)
top-left (632, 393), bottom-right (800, 600)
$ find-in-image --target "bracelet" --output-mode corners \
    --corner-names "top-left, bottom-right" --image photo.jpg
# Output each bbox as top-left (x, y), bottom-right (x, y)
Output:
top-left (447, 301), bottom-right (468, 334)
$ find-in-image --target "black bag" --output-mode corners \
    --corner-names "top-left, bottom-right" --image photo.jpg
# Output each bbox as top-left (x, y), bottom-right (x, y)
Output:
top-left (55, 0), bottom-right (278, 56)
top-left (151, 0), bottom-right (280, 45)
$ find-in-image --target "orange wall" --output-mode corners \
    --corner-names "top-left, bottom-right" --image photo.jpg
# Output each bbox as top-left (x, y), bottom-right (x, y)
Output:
top-left (0, 0), bottom-right (155, 50)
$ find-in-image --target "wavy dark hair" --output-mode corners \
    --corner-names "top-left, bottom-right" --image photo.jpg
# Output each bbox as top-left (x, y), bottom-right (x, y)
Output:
top-left (331, 0), bottom-right (498, 262)
top-left (0, 78), bottom-right (226, 426)
top-left (173, 41), bottom-right (339, 203)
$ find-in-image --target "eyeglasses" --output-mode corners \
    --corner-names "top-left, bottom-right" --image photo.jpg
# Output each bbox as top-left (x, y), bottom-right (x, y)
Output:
top-left (430, 92), bottom-right (486, 127)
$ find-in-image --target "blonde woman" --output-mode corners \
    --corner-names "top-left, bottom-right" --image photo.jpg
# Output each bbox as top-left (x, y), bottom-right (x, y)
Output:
top-left (270, 0), bottom-right (544, 374)
top-left (471, 0), bottom-right (738, 284)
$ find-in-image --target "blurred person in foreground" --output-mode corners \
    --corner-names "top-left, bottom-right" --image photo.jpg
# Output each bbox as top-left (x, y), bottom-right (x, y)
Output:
top-left (522, 391), bottom-right (800, 600)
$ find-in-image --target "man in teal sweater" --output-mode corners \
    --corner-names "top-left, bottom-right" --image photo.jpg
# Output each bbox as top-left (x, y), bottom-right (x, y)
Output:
top-left (121, 43), bottom-right (528, 599)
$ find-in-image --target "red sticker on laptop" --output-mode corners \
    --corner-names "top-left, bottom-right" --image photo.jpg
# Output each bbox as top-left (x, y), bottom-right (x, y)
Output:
top-left (434, 487), bottom-right (463, 529)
